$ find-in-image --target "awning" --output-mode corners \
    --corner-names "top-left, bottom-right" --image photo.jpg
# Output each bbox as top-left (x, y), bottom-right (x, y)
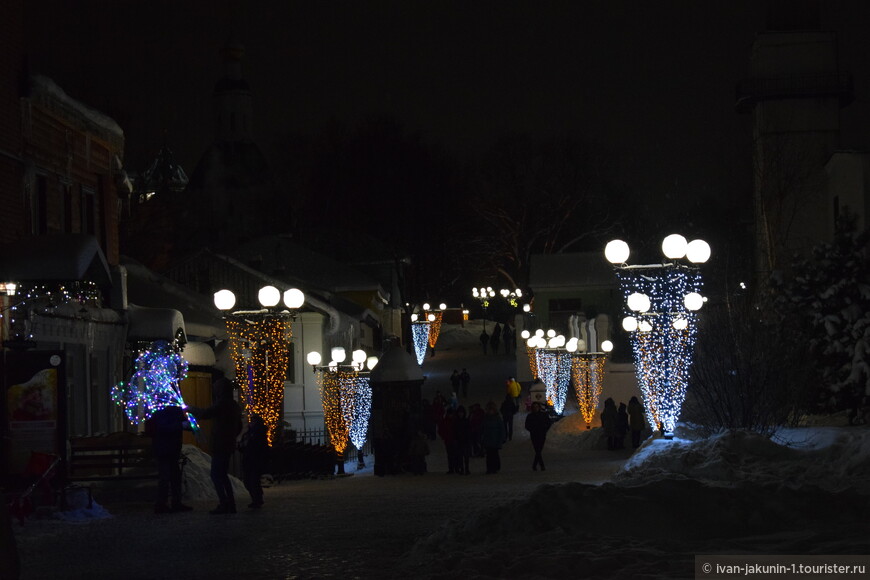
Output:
top-left (0, 234), bottom-right (112, 287)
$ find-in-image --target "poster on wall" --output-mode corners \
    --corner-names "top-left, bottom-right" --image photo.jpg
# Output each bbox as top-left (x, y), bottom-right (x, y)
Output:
top-left (1, 350), bottom-right (65, 475)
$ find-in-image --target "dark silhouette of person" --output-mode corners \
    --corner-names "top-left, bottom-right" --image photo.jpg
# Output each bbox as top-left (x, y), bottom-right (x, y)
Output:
top-left (149, 405), bottom-right (193, 514)
top-left (449, 370), bottom-right (461, 394)
top-left (601, 397), bottom-right (618, 450)
top-left (616, 402), bottom-right (629, 449)
top-left (193, 374), bottom-right (243, 514)
top-left (500, 394), bottom-right (517, 442)
top-left (407, 430), bottom-right (430, 475)
top-left (438, 407), bottom-right (458, 474)
top-left (239, 414), bottom-right (268, 509)
top-left (502, 323), bottom-right (513, 356)
top-left (469, 403), bottom-right (485, 457)
top-left (481, 401), bottom-right (506, 474)
top-left (628, 396), bottom-right (646, 448)
top-left (479, 329), bottom-right (489, 354)
top-left (490, 323), bottom-right (501, 354)
top-left (525, 401), bottom-right (551, 471)
top-left (459, 368), bottom-right (471, 399)
top-left (454, 406), bottom-right (472, 475)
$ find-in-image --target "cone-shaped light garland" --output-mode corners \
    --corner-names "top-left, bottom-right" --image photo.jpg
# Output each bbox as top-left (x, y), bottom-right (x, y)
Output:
top-left (616, 265), bottom-right (702, 435)
top-left (427, 311), bottom-right (443, 349)
top-left (111, 340), bottom-right (198, 430)
top-left (226, 316), bottom-right (290, 445)
top-left (318, 367), bottom-right (372, 454)
top-left (572, 354), bottom-right (606, 427)
top-left (411, 321), bottom-right (430, 366)
top-left (535, 350), bottom-right (571, 414)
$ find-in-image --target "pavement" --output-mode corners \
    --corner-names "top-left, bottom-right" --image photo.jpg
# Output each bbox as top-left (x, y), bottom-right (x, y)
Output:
top-left (12, 322), bottom-right (634, 580)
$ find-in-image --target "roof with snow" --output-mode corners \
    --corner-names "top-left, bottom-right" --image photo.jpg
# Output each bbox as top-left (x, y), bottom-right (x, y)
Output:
top-left (28, 75), bottom-right (123, 149)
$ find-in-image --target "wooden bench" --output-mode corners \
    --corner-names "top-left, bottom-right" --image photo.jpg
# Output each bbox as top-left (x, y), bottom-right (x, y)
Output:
top-left (68, 432), bottom-right (156, 481)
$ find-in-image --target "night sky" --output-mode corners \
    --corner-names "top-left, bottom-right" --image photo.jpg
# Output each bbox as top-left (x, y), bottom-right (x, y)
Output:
top-left (21, 1), bottom-right (870, 285)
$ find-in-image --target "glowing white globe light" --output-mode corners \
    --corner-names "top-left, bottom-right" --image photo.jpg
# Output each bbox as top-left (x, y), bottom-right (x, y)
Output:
top-left (427, 314), bottom-right (435, 322)
top-left (306, 351), bottom-right (322, 366)
top-left (516, 289), bottom-right (523, 297)
top-left (605, 239), bottom-right (630, 264)
top-left (566, 337), bottom-right (578, 352)
top-left (661, 234), bottom-right (688, 259)
top-left (555, 335), bottom-right (566, 347)
top-left (521, 330), bottom-right (530, 339)
top-left (547, 337), bottom-right (559, 348)
top-left (500, 289), bottom-right (509, 297)
top-left (526, 337), bottom-right (537, 348)
top-left (638, 320), bottom-right (653, 332)
top-left (535, 336), bottom-right (548, 348)
top-left (546, 329), bottom-right (556, 338)
top-left (439, 303), bottom-right (447, 310)
top-left (672, 317), bottom-right (689, 330)
top-left (422, 303), bottom-right (430, 311)
top-left (352, 349), bottom-right (367, 364)
top-left (622, 316), bottom-right (638, 332)
top-left (213, 289), bottom-right (236, 311)
top-left (686, 239), bottom-right (711, 263)
top-left (523, 304), bottom-right (531, 312)
top-left (331, 347), bottom-right (347, 364)
top-left (684, 293), bottom-right (704, 311)
top-left (283, 288), bottom-right (305, 309)
top-left (472, 288), bottom-right (479, 297)
top-left (411, 313), bottom-right (418, 322)
top-left (535, 329), bottom-right (545, 337)
top-left (328, 361), bottom-right (338, 371)
top-left (601, 340), bottom-right (614, 352)
top-left (258, 286), bottom-right (281, 307)
top-left (366, 356), bottom-right (379, 370)
top-left (627, 292), bottom-right (651, 313)
top-left (577, 339), bottom-right (586, 352)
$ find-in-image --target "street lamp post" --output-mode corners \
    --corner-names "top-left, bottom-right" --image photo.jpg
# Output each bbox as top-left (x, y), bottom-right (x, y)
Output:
top-left (471, 287), bottom-right (496, 331)
top-left (306, 348), bottom-right (377, 474)
top-left (605, 235), bottom-right (710, 438)
top-left (213, 285), bottom-right (304, 446)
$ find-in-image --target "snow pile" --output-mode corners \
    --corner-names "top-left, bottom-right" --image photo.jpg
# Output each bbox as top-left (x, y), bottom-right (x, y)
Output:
top-left (54, 487), bottom-right (112, 522)
top-left (617, 427), bottom-right (870, 493)
top-left (404, 426), bottom-right (870, 579)
top-left (547, 412), bottom-right (607, 449)
top-left (180, 445), bottom-right (247, 502)
top-left (435, 323), bottom-right (482, 349)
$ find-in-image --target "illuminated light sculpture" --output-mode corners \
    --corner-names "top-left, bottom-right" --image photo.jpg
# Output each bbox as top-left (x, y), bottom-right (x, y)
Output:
top-left (605, 236), bottom-right (709, 438)
top-left (410, 314), bottom-right (430, 366)
top-left (309, 350), bottom-right (376, 473)
top-left (111, 339), bottom-right (199, 431)
top-left (569, 340), bottom-right (613, 429)
top-left (214, 286), bottom-right (304, 446)
top-left (529, 332), bottom-right (571, 414)
top-left (424, 303), bottom-right (446, 349)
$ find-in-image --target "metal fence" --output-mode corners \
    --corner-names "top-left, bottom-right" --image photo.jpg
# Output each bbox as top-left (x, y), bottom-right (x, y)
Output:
top-left (288, 428), bottom-right (372, 463)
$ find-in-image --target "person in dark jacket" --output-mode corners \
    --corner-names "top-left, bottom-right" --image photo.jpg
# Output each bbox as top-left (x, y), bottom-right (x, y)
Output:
top-left (438, 407), bottom-right (458, 474)
top-left (628, 396), bottom-right (646, 448)
top-left (616, 402), bottom-right (630, 449)
top-left (489, 323), bottom-right (501, 354)
top-left (239, 414), bottom-right (268, 509)
top-left (479, 329), bottom-right (489, 354)
top-left (193, 374), bottom-right (243, 514)
top-left (454, 406), bottom-right (472, 475)
top-left (524, 402), bottom-right (551, 471)
top-left (481, 401), bottom-right (506, 474)
top-left (500, 394), bottom-right (517, 442)
top-left (149, 405), bottom-right (193, 514)
top-left (601, 397), bottom-right (618, 450)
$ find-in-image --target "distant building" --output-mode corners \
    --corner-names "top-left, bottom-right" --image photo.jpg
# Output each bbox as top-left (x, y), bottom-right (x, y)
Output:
top-left (736, 1), bottom-right (854, 275)
top-left (826, 151), bottom-right (869, 233)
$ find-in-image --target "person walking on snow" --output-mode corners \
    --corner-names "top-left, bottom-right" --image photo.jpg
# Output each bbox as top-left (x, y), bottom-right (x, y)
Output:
top-left (628, 396), bottom-right (646, 448)
top-left (481, 401), bottom-right (506, 474)
top-left (525, 401), bottom-right (551, 471)
top-left (500, 394), bottom-right (517, 442)
top-left (459, 368), bottom-right (471, 399)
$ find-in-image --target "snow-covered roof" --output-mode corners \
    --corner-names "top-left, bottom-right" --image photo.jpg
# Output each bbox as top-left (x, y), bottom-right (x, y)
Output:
top-left (29, 75), bottom-right (123, 147)
top-left (0, 234), bottom-right (111, 287)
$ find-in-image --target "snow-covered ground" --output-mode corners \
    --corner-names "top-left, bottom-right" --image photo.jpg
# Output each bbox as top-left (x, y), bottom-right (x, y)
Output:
top-left (405, 421), bottom-right (870, 579)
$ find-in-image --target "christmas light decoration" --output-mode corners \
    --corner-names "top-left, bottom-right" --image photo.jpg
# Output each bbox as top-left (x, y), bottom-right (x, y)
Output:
top-left (411, 320), bottom-right (430, 365)
top-left (314, 360), bottom-right (373, 459)
top-left (225, 315), bottom-right (290, 446)
top-left (426, 310), bottom-right (443, 349)
top-left (607, 236), bottom-right (708, 437)
top-left (572, 353), bottom-right (606, 428)
top-left (111, 340), bottom-right (198, 431)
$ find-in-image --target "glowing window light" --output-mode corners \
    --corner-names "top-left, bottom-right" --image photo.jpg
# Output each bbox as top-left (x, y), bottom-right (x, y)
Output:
top-left (572, 354), bottom-right (606, 427)
top-left (225, 316), bottom-right (291, 445)
top-left (411, 321), bottom-right (430, 365)
top-left (111, 340), bottom-right (199, 432)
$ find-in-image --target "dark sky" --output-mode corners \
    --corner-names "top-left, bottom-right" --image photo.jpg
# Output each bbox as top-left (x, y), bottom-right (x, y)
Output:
top-left (23, 1), bottom-right (870, 207)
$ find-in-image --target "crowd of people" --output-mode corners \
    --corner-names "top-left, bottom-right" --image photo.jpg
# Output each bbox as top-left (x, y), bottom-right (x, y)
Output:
top-left (478, 323), bottom-right (517, 356)
top-left (600, 396), bottom-right (646, 450)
